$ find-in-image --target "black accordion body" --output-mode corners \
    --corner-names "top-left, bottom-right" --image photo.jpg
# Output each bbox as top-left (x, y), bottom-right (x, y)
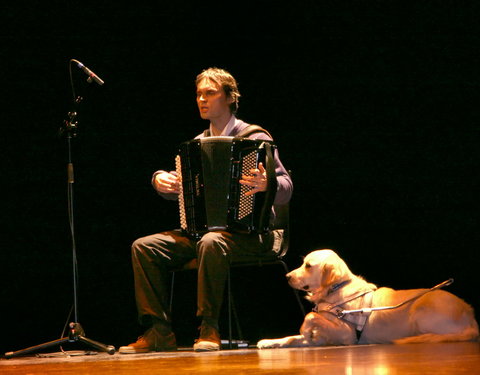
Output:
top-left (175, 136), bottom-right (277, 238)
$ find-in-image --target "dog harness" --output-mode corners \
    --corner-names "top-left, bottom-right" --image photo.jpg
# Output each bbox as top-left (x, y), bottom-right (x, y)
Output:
top-left (312, 281), bottom-right (376, 341)
top-left (314, 278), bottom-right (454, 342)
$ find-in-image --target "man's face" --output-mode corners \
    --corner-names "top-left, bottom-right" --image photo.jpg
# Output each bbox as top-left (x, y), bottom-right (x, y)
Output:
top-left (196, 78), bottom-right (233, 121)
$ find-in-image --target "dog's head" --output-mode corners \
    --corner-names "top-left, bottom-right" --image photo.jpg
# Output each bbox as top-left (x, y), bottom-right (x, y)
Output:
top-left (286, 249), bottom-right (354, 299)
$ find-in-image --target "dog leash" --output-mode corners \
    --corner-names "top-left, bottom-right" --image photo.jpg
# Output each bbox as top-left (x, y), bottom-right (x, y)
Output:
top-left (336, 278), bottom-right (454, 318)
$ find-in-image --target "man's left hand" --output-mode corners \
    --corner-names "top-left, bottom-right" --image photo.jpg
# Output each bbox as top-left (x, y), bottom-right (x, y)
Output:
top-left (240, 162), bottom-right (268, 196)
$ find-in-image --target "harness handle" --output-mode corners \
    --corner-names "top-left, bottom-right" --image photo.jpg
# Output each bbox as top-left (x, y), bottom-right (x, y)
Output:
top-left (337, 278), bottom-right (454, 318)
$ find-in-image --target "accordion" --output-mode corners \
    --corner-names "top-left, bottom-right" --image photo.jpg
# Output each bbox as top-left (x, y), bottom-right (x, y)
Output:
top-left (175, 136), bottom-right (277, 238)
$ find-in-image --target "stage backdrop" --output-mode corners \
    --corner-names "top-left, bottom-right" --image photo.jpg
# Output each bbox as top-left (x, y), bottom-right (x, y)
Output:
top-left (1, 3), bottom-right (477, 353)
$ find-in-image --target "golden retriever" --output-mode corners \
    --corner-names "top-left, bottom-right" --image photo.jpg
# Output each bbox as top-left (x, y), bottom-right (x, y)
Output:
top-left (257, 249), bottom-right (479, 348)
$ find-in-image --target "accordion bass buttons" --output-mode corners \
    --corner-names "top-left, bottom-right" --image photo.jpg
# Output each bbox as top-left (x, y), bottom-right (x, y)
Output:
top-left (238, 150), bottom-right (256, 220)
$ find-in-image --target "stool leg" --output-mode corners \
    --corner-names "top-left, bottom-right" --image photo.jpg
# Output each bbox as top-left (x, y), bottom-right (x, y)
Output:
top-left (230, 293), bottom-right (243, 341)
top-left (227, 266), bottom-right (232, 348)
top-left (279, 261), bottom-right (306, 317)
top-left (169, 272), bottom-right (175, 311)
top-left (226, 267), bottom-right (245, 349)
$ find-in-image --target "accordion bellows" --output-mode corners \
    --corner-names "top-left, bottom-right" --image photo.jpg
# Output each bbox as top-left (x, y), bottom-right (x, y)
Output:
top-left (175, 136), bottom-right (277, 238)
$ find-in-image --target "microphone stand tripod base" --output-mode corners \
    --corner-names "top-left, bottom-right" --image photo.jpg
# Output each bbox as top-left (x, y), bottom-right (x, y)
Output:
top-left (4, 323), bottom-right (116, 359)
top-left (5, 73), bottom-right (115, 360)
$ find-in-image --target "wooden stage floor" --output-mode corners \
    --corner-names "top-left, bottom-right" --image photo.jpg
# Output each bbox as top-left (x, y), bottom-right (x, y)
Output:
top-left (1, 342), bottom-right (479, 374)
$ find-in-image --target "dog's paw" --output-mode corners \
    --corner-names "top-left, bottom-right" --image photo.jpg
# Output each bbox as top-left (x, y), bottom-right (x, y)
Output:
top-left (258, 335), bottom-right (311, 349)
top-left (257, 339), bottom-right (283, 349)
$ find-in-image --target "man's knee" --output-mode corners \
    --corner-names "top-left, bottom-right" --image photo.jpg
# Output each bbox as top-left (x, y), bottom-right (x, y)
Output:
top-left (197, 232), bottom-right (228, 256)
top-left (199, 231), bottom-right (224, 244)
top-left (132, 236), bottom-right (148, 253)
top-left (131, 235), bottom-right (161, 259)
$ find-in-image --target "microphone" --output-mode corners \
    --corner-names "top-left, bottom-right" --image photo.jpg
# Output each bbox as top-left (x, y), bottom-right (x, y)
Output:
top-left (75, 60), bottom-right (105, 85)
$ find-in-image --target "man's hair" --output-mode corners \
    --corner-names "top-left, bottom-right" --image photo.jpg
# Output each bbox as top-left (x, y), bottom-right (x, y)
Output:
top-left (196, 67), bottom-right (241, 114)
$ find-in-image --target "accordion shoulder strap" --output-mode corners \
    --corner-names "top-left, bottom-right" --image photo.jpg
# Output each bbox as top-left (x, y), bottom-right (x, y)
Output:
top-left (202, 125), bottom-right (274, 140)
top-left (258, 141), bottom-right (278, 231)
top-left (236, 124), bottom-right (274, 140)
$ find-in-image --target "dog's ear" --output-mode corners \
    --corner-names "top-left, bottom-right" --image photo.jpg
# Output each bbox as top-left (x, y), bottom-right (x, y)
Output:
top-left (321, 262), bottom-right (342, 287)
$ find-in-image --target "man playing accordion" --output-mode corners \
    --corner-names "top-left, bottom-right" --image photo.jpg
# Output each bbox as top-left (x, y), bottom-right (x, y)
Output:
top-left (120, 67), bottom-right (292, 353)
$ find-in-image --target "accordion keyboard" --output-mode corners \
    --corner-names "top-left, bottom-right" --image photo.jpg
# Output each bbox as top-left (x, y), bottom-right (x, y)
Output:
top-left (175, 155), bottom-right (187, 230)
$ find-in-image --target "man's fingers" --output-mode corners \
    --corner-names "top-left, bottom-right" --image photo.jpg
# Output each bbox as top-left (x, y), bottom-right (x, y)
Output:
top-left (155, 173), bottom-right (180, 194)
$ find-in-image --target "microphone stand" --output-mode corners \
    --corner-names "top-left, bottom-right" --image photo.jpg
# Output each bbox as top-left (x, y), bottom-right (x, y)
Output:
top-left (5, 64), bottom-right (115, 358)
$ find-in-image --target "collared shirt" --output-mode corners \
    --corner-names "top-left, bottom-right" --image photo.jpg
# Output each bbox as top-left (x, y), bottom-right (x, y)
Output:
top-left (209, 115), bottom-right (236, 136)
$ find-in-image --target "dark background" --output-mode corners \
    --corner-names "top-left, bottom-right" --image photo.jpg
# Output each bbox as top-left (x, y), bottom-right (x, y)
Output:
top-left (1, 2), bottom-right (478, 353)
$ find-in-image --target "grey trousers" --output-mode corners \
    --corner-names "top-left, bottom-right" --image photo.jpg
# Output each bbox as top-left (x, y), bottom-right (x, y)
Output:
top-left (131, 229), bottom-right (279, 327)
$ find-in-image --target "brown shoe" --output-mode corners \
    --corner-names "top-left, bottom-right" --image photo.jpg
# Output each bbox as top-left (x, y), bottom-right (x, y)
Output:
top-left (119, 327), bottom-right (177, 354)
top-left (193, 322), bottom-right (221, 352)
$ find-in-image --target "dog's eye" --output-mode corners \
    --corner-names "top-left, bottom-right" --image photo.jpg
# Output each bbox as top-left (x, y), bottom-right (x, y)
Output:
top-left (305, 263), bottom-right (311, 269)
